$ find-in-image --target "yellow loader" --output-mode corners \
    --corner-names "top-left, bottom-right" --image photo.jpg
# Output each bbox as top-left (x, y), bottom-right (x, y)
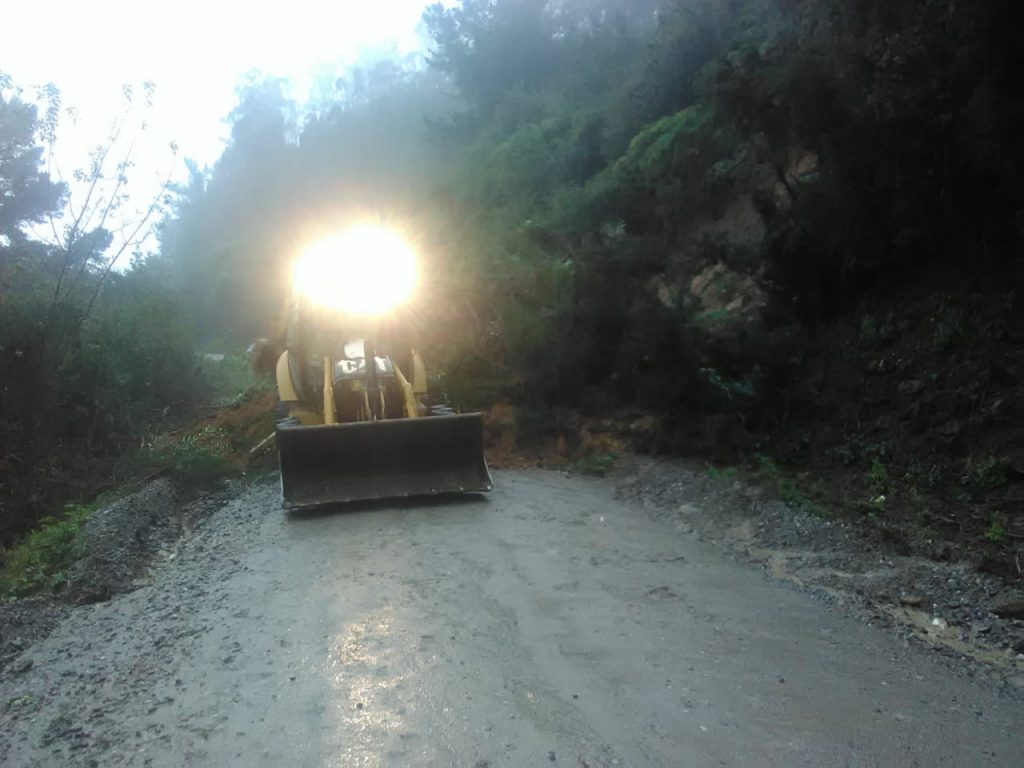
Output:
top-left (268, 226), bottom-right (492, 509)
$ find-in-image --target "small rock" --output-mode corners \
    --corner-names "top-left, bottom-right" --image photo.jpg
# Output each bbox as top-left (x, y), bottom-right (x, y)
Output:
top-left (899, 595), bottom-right (925, 608)
top-left (992, 599), bottom-right (1024, 620)
top-left (897, 380), bottom-right (925, 397)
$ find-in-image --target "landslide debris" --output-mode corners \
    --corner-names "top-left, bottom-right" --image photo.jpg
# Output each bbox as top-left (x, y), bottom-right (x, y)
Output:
top-left (617, 456), bottom-right (1024, 683)
top-left (67, 479), bottom-right (184, 604)
top-left (0, 598), bottom-right (68, 674)
top-left (0, 387), bottom-right (275, 668)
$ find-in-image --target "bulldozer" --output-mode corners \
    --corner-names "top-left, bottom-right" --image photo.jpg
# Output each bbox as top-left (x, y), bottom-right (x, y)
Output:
top-left (266, 225), bottom-right (492, 509)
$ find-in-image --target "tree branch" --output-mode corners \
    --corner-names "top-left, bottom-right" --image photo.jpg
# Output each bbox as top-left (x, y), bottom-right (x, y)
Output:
top-left (58, 129), bottom-right (140, 305)
top-left (69, 161), bottom-right (175, 343)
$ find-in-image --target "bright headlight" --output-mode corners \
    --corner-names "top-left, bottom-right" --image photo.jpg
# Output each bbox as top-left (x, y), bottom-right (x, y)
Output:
top-left (293, 226), bottom-right (418, 315)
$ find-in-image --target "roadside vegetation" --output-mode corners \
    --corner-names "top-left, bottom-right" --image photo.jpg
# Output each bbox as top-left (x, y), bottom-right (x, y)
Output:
top-left (0, 503), bottom-right (91, 597)
top-left (0, 365), bottom-right (274, 599)
top-left (2, 0), bottom-right (1023, 581)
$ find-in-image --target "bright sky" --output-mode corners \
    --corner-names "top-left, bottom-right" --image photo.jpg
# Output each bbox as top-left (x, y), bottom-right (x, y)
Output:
top-left (5, 0), bottom-right (439, 164)
top-left (3, 0), bottom-right (442, 253)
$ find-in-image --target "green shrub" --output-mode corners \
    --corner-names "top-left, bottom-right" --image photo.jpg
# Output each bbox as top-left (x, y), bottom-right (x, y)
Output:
top-left (754, 454), bottom-right (831, 516)
top-left (905, 460), bottom-right (944, 492)
top-left (932, 304), bottom-right (968, 348)
top-left (859, 314), bottom-right (894, 345)
top-left (199, 354), bottom-right (263, 406)
top-left (0, 252), bottom-right (204, 544)
top-left (859, 315), bottom-right (878, 343)
top-left (964, 456), bottom-right (1008, 493)
top-left (142, 427), bottom-right (235, 485)
top-left (707, 465), bottom-right (739, 481)
top-left (984, 513), bottom-right (1006, 543)
top-left (698, 367), bottom-right (755, 401)
top-left (570, 452), bottom-right (618, 477)
top-left (0, 505), bottom-right (91, 597)
top-left (868, 459), bottom-right (889, 496)
top-left (754, 453), bottom-right (780, 478)
top-left (830, 439), bottom-right (888, 467)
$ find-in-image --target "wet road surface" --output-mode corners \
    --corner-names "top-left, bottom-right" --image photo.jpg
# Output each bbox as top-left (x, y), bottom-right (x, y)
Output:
top-left (1, 470), bottom-right (1021, 766)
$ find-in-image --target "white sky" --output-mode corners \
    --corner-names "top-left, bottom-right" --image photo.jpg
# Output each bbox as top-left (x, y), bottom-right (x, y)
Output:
top-left (5, 0), bottom-right (439, 164)
top-left (3, 0), bottom-right (443, 253)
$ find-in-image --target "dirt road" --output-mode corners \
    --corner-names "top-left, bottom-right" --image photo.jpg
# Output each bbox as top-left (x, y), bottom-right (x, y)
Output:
top-left (1, 470), bottom-right (1021, 766)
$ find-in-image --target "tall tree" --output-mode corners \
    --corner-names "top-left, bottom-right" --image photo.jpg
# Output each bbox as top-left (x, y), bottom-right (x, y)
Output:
top-left (424, 0), bottom-right (561, 114)
top-left (0, 77), bottom-right (64, 240)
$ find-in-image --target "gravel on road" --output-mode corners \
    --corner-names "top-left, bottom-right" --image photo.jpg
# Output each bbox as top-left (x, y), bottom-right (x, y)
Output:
top-left (0, 469), bottom-right (1021, 767)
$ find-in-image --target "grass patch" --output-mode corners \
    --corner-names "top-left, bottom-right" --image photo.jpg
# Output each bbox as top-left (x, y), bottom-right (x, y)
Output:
top-left (859, 313), bottom-right (895, 345)
top-left (0, 377), bottom-right (267, 599)
top-left (0, 504), bottom-right (91, 598)
top-left (707, 465), bottom-right (739, 481)
top-left (867, 458), bottom-right (889, 496)
top-left (570, 452), bottom-right (618, 477)
top-left (964, 455), bottom-right (1007, 493)
top-left (1, 434), bottom-right (235, 598)
top-left (984, 512), bottom-right (1006, 543)
top-left (754, 454), bottom-right (832, 517)
top-left (141, 426), bottom-right (236, 485)
top-left (931, 303), bottom-right (969, 348)
top-left (199, 353), bottom-right (261, 407)
top-left (904, 459), bottom-right (944, 492)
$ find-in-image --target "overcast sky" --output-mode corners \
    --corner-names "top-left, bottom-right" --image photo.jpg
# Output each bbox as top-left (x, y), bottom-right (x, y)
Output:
top-left (2, 0), bottom-right (447, 258)
top-left (4, 0), bottom-right (440, 192)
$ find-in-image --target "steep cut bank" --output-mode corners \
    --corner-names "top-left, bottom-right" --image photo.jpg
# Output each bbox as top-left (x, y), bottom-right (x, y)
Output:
top-left (755, 270), bottom-right (1024, 580)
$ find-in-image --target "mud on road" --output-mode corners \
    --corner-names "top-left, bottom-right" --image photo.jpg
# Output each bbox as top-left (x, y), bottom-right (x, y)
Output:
top-left (1, 468), bottom-right (1022, 767)
top-left (617, 458), bottom-right (1024, 673)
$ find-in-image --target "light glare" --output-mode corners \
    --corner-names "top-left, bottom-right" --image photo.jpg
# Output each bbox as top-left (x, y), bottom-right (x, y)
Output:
top-left (294, 226), bottom-right (418, 316)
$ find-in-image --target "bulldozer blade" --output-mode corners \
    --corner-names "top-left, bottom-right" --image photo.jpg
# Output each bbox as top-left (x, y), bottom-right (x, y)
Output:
top-left (276, 413), bottom-right (493, 509)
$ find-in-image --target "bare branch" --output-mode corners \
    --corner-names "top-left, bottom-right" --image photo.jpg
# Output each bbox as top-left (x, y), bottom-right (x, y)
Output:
top-left (58, 128), bottom-right (142, 305)
top-left (41, 82), bottom-right (173, 352)
top-left (71, 158), bottom-right (176, 339)
top-left (47, 125), bottom-right (123, 321)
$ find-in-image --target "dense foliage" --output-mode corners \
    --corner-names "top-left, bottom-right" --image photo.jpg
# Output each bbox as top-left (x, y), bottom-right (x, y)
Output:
top-left (156, 0), bottom-right (1021, 420)
top-left (4, 0), bottom-right (1022, 555)
top-left (0, 83), bottom-right (200, 543)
